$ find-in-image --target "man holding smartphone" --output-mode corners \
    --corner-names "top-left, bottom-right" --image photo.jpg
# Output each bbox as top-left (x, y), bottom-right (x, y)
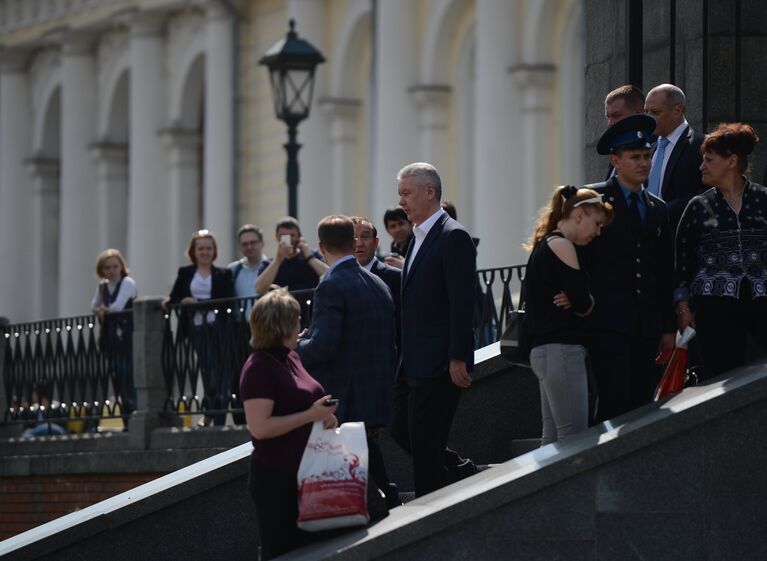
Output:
top-left (255, 217), bottom-right (328, 295)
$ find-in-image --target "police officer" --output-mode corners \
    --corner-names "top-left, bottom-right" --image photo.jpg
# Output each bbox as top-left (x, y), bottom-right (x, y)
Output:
top-left (578, 114), bottom-right (676, 422)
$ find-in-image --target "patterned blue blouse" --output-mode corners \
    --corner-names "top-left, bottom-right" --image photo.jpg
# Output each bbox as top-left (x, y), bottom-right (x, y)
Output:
top-left (674, 180), bottom-right (767, 303)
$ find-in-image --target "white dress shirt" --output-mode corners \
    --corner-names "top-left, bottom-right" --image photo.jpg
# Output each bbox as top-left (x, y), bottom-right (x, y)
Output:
top-left (405, 207), bottom-right (445, 273)
top-left (651, 119), bottom-right (688, 191)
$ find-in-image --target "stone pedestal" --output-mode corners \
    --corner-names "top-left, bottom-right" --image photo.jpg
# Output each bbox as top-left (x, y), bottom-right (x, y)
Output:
top-left (128, 298), bottom-right (176, 449)
top-left (162, 128), bottom-right (202, 262)
top-left (25, 157), bottom-right (61, 320)
top-left (89, 142), bottom-right (128, 252)
top-left (59, 36), bottom-right (99, 316)
top-left (128, 13), bottom-right (171, 297)
top-left (203, 2), bottom-right (234, 260)
top-left (320, 97), bottom-right (360, 216)
top-left (0, 51), bottom-right (33, 323)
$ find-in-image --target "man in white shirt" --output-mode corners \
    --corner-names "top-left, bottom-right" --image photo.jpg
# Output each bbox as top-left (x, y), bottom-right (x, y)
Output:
top-left (645, 84), bottom-right (707, 228)
top-left (390, 162), bottom-right (478, 497)
top-left (228, 225), bottom-right (269, 319)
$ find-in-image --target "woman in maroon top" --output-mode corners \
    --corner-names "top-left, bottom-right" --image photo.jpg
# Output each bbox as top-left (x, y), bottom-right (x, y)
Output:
top-left (240, 288), bottom-right (338, 560)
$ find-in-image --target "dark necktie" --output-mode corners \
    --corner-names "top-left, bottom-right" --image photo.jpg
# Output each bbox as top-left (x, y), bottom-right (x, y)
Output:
top-left (628, 192), bottom-right (642, 238)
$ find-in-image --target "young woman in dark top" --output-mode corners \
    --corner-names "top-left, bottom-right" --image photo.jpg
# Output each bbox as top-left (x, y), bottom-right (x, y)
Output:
top-left (525, 186), bottom-right (613, 445)
top-left (240, 288), bottom-right (338, 560)
top-left (167, 229), bottom-right (234, 426)
top-left (675, 123), bottom-right (767, 378)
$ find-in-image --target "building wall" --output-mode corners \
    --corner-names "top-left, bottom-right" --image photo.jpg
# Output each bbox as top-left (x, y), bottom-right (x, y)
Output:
top-left (0, 0), bottom-right (586, 323)
top-left (0, 472), bottom-right (162, 540)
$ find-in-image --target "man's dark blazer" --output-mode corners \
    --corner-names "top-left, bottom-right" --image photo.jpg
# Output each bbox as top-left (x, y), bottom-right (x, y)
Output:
top-left (296, 258), bottom-right (396, 427)
top-left (577, 178), bottom-right (676, 339)
top-left (168, 265), bottom-right (234, 303)
top-left (654, 125), bottom-right (707, 229)
top-left (399, 212), bottom-right (476, 379)
top-left (370, 258), bottom-right (401, 351)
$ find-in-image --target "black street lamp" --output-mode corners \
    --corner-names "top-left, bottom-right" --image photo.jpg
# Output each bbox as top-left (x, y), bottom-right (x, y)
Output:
top-left (259, 19), bottom-right (325, 219)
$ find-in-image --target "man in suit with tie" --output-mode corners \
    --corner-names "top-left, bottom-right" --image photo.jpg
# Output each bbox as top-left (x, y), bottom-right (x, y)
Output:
top-left (603, 85), bottom-right (646, 179)
top-left (579, 115), bottom-right (676, 422)
top-left (644, 84), bottom-right (707, 229)
top-left (351, 216), bottom-right (402, 351)
top-left (389, 162), bottom-right (478, 497)
top-left (296, 215), bottom-right (399, 506)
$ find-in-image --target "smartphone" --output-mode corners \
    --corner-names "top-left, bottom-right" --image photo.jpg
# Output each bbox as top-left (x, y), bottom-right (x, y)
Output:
top-left (280, 234), bottom-right (292, 247)
top-left (323, 398), bottom-right (339, 407)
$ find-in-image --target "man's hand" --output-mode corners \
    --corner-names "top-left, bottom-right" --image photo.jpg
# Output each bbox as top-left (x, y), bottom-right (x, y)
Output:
top-left (298, 328), bottom-right (308, 339)
top-left (449, 359), bottom-right (472, 388)
top-left (384, 254), bottom-right (405, 269)
top-left (276, 241), bottom-right (294, 262)
top-left (298, 237), bottom-right (312, 259)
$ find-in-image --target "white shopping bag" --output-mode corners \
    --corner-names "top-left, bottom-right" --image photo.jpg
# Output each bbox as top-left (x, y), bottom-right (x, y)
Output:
top-left (296, 421), bottom-right (370, 532)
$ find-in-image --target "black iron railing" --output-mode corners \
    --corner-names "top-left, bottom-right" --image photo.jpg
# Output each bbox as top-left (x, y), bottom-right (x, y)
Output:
top-left (1, 311), bottom-right (134, 434)
top-left (1, 268), bottom-right (525, 433)
top-left (474, 264), bottom-right (527, 349)
top-left (160, 290), bottom-right (315, 423)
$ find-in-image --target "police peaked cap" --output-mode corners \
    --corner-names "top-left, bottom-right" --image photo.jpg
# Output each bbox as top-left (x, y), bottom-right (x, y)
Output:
top-left (597, 114), bottom-right (657, 155)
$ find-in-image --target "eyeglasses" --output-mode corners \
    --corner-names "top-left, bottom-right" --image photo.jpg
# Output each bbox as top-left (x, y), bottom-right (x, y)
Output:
top-left (354, 234), bottom-right (375, 241)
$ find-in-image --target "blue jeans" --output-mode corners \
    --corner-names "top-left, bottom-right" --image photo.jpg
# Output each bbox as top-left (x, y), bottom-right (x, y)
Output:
top-left (529, 343), bottom-right (588, 445)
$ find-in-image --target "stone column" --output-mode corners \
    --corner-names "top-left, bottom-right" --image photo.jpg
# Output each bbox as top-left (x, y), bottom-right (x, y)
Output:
top-left (128, 13), bottom-right (170, 297)
top-left (25, 157), bottom-right (61, 320)
top-left (128, 297), bottom-right (176, 448)
top-left (372, 0), bottom-right (418, 236)
top-left (410, 84), bottom-right (452, 180)
top-left (511, 64), bottom-right (556, 236)
top-left (287, 0), bottom-right (332, 242)
top-left (162, 128), bottom-right (202, 264)
top-left (474, 0), bottom-right (521, 267)
top-left (59, 35), bottom-right (100, 316)
top-left (0, 51), bottom-right (34, 323)
top-left (320, 97), bottom-right (360, 216)
top-left (89, 142), bottom-right (128, 252)
top-left (204, 2), bottom-right (234, 261)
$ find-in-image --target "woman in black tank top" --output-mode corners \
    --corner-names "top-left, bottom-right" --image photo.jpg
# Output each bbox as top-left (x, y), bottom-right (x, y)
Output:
top-left (524, 186), bottom-right (613, 445)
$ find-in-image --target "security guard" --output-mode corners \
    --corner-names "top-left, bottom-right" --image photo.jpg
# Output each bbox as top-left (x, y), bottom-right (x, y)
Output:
top-left (578, 114), bottom-right (676, 422)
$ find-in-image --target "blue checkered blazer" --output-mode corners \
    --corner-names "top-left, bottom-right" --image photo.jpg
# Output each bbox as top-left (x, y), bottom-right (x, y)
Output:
top-left (296, 258), bottom-right (396, 427)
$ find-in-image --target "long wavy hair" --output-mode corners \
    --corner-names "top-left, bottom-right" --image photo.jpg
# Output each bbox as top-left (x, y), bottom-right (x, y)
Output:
top-left (525, 186), bottom-right (614, 251)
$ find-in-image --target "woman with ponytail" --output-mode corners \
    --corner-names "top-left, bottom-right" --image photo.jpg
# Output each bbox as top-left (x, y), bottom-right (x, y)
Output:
top-left (524, 185), bottom-right (613, 445)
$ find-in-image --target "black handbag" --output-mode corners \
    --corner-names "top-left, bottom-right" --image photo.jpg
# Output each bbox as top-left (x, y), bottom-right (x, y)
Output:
top-left (500, 308), bottom-right (531, 365)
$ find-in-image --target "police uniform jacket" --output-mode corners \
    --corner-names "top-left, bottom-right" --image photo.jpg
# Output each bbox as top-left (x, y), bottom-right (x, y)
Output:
top-left (578, 177), bottom-right (676, 339)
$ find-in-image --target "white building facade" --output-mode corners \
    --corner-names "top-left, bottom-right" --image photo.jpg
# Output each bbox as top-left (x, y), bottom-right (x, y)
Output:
top-left (0, 0), bottom-right (585, 323)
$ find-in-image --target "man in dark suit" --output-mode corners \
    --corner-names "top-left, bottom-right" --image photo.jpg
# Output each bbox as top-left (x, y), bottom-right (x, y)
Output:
top-left (604, 85), bottom-right (646, 180)
top-left (390, 162), bottom-right (477, 497)
top-left (296, 215), bottom-right (399, 506)
top-left (579, 115), bottom-right (677, 423)
top-left (351, 216), bottom-right (401, 352)
top-left (644, 84), bottom-right (707, 229)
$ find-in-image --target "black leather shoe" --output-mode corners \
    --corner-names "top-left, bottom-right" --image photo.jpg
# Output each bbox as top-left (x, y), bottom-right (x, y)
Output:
top-left (447, 458), bottom-right (478, 483)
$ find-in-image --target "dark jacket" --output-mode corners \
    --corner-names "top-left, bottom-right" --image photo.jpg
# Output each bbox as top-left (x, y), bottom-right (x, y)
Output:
top-left (169, 265), bottom-right (234, 304)
top-left (399, 212), bottom-right (477, 379)
top-left (296, 258), bottom-right (396, 427)
top-left (655, 125), bottom-right (707, 230)
top-left (577, 177), bottom-right (676, 339)
top-left (370, 258), bottom-right (402, 353)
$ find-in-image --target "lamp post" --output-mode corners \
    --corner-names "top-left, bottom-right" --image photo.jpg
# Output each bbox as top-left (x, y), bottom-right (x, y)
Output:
top-left (259, 19), bottom-right (325, 219)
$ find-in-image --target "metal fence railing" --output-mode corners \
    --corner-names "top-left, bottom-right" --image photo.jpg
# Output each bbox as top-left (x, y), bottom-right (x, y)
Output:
top-left (1, 310), bottom-right (133, 434)
top-left (160, 290), bottom-right (315, 424)
top-left (1, 267), bottom-right (525, 434)
top-left (474, 264), bottom-right (527, 349)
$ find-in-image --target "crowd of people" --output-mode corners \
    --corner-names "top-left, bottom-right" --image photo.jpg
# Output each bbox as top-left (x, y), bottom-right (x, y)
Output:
top-left (81, 82), bottom-right (767, 559)
top-left (525, 84), bottom-right (767, 446)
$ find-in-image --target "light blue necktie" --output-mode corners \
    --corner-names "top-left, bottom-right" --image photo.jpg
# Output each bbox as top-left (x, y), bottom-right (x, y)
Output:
top-left (647, 137), bottom-right (670, 198)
